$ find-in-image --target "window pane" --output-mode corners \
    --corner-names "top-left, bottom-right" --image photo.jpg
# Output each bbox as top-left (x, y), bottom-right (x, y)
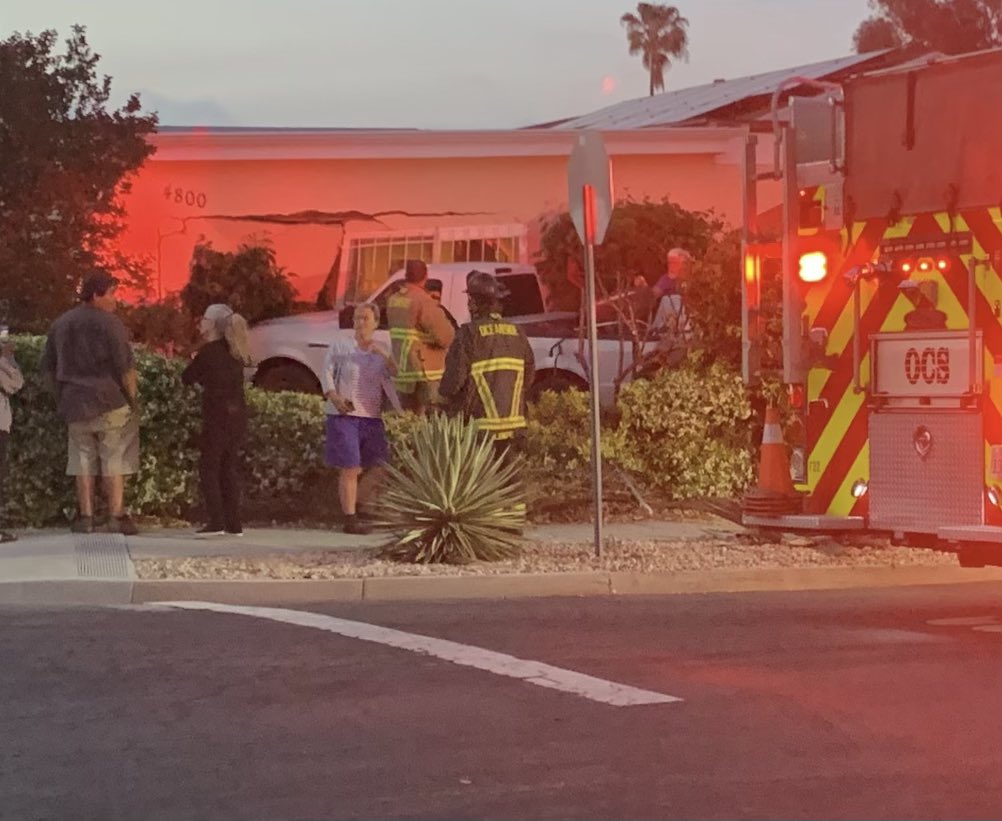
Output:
top-left (439, 241), bottom-right (454, 263)
top-left (373, 244), bottom-right (390, 281)
top-left (498, 273), bottom-right (544, 316)
top-left (390, 242), bottom-right (406, 267)
top-left (354, 245), bottom-right (375, 300)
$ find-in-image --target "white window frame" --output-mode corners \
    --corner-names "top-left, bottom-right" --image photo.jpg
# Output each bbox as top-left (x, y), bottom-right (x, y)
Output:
top-left (338, 223), bottom-right (527, 302)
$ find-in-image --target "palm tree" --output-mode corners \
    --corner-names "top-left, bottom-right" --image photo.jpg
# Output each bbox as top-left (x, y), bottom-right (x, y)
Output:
top-left (620, 3), bottom-right (690, 96)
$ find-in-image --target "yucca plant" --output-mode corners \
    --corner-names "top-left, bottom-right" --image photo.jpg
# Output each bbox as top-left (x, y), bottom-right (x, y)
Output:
top-left (375, 414), bottom-right (525, 564)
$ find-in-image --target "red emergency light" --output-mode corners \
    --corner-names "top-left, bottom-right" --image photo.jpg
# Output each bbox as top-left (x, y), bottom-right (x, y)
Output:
top-left (896, 256), bottom-right (950, 275)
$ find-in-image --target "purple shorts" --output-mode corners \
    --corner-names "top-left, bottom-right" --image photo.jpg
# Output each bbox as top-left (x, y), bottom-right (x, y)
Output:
top-left (325, 415), bottom-right (389, 469)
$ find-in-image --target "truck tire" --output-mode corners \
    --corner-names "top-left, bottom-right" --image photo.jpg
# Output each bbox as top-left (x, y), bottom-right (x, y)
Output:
top-left (529, 371), bottom-right (586, 402)
top-left (254, 361), bottom-right (321, 395)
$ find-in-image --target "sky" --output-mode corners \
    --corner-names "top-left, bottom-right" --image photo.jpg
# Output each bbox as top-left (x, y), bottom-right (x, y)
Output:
top-left (6, 0), bottom-right (874, 129)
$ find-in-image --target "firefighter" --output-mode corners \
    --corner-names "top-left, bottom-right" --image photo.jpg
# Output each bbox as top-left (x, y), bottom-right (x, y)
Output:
top-left (425, 279), bottom-right (459, 331)
top-left (385, 260), bottom-right (455, 414)
top-left (440, 270), bottom-right (535, 466)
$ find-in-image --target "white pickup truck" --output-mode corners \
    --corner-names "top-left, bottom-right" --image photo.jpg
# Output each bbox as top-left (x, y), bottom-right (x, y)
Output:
top-left (247, 262), bottom-right (643, 407)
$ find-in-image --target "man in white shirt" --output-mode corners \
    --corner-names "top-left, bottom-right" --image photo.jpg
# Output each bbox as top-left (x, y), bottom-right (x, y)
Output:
top-left (322, 303), bottom-right (400, 535)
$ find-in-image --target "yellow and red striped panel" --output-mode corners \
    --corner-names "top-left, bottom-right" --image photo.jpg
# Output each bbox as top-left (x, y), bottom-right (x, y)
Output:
top-left (800, 207), bottom-right (1002, 518)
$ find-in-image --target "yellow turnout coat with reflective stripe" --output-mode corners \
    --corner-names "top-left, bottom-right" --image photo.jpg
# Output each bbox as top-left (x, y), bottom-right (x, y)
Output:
top-left (440, 313), bottom-right (535, 440)
top-left (385, 282), bottom-right (455, 394)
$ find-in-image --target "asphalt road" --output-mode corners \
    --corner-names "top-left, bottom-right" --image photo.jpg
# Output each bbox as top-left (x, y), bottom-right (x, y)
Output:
top-left (2, 583), bottom-right (1002, 820)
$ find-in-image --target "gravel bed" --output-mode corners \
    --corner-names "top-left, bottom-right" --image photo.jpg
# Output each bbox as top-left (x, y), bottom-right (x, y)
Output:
top-left (134, 533), bottom-right (957, 581)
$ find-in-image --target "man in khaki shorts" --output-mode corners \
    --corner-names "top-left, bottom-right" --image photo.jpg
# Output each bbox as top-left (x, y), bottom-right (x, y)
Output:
top-left (42, 271), bottom-right (140, 534)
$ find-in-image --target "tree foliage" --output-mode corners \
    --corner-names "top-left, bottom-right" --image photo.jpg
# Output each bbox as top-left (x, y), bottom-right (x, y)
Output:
top-left (620, 3), bottom-right (690, 96)
top-left (180, 240), bottom-right (296, 323)
top-left (535, 198), bottom-right (742, 367)
top-left (0, 26), bottom-right (157, 331)
top-left (853, 0), bottom-right (1002, 54)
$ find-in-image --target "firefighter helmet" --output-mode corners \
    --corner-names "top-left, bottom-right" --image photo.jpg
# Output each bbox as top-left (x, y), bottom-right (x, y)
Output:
top-left (465, 270), bottom-right (507, 302)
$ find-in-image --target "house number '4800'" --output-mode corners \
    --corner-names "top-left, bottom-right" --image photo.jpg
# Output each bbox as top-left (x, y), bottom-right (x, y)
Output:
top-left (163, 186), bottom-right (207, 208)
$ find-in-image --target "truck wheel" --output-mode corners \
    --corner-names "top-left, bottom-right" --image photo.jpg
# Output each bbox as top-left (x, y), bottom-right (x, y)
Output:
top-left (529, 372), bottom-right (585, 402)
top-left (254, 362), bottom-right (320, 394)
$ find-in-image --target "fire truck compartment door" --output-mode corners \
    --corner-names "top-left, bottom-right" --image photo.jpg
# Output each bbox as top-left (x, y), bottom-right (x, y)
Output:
top-left (845, 51), bottom-right (1002, 220)
top-left (869, 410), bottom-right (983, 534)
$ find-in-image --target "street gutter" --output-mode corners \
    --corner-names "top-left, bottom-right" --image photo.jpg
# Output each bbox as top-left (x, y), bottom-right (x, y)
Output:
top-left (3, 565), bottom-right (1002, 607)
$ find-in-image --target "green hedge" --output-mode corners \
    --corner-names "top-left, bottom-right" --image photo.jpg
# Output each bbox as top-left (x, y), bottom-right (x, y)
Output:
top-left (1, 337), bottom-right (754, 527)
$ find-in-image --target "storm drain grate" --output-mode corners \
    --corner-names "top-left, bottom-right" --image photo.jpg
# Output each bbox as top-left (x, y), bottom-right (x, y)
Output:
top-left (75, 533), bottom-right (132, 579)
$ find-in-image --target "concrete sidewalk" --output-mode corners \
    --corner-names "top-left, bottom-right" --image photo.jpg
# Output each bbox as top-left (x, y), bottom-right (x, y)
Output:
top-left (2, 517), bottom-right (1001, 606)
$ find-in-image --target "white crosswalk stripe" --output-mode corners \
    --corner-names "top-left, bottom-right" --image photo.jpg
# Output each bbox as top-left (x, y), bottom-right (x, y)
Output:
top-left (160, 601), bottom-right (683, 708)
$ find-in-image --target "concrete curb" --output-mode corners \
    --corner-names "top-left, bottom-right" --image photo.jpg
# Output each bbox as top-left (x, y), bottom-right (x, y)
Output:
top-left (3, 564), bottom-right (1002, 606)
top-left (0, 580), bottom-right (133, 606)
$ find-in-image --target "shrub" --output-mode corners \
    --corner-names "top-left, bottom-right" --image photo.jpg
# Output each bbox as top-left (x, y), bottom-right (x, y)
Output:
top-left (240, 389), bottom-right (331, 520)
top-left (377, 414), bottom-right (524, 564)
top-left (181, 240), bottom-right (296, 324)
top-left (2, 336), bottom-right (201, 526)
top-left (1, 338), bottom-right (755, 529)
top-left (119, 296), bottom-right (201, 357)
top-left (614, 355), bottom-right (755, 498)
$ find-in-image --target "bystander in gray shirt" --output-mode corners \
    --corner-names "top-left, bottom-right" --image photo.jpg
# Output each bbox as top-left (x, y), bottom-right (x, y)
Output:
top-left (41, 304), bottom-right (134, 423)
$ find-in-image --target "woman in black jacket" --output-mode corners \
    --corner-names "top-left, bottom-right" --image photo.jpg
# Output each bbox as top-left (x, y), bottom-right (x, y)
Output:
top-left (182, 304), bottom-right (250, 536)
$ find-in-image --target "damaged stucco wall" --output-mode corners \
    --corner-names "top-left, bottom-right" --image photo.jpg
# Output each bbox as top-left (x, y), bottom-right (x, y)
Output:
top-left (118, 129), bottom-right (776, 303)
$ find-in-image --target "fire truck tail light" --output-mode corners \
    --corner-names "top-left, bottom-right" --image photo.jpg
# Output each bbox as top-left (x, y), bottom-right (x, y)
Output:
top-left (798, 251), bottom-right (828, 283)
top-left (936, 257), bottom-right (951, 272)
top-left (987, 486), bottom-right (1001, 508)
top-left (917, 258), bottom-right (934, 273)
top-left (899, 259), bottom-right (914, 274)
top-left (850, 479), bottom-right (869, 499)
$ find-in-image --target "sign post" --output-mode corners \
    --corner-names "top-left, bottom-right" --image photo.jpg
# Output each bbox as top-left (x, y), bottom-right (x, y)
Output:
top-left (568, 132), bottom-right (613, 557)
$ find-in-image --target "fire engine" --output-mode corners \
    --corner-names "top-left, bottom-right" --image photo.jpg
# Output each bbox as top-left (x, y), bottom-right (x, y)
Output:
top-left (740, 48), bottom-right (1002, 567)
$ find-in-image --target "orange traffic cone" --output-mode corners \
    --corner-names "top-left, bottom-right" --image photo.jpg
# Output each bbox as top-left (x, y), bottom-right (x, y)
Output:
top-left (742, 405), bottom-right (802, 517)
top-left (757, 406), bottom-right (796, 496)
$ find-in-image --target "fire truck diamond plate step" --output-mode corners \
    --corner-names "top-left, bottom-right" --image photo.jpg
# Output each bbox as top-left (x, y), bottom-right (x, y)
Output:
top-left (937, 526), bottom-right (1002, 545)
top-left (743, 514), bottom-right (866, 531)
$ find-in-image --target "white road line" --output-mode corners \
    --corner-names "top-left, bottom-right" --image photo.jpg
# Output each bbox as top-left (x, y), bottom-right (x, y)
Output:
top-left (972, 625), bottom-right (1002, 633)
top-left (926, 616), bottom-right (999, 626)
top-left (160, 601), bottom-right (682, 708)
